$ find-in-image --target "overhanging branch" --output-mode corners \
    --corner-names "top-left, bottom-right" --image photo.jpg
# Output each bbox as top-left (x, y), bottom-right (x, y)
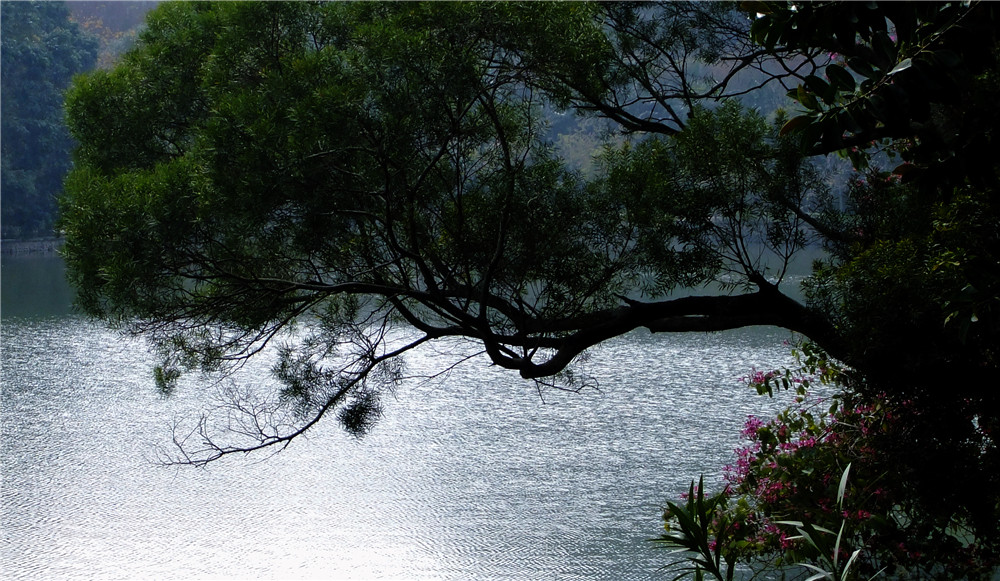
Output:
top-left (484, 286), bottom-right (844, 379)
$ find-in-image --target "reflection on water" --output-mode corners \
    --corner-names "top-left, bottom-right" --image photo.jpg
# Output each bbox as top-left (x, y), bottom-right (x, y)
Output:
top-left (1, 254), bottom-right (77, 318)
top-left (1, 257), bottom-right (806, 580)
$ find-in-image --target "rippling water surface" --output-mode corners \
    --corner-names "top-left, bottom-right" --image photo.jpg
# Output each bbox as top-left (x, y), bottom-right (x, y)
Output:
top-left (2, 256), bottom-right (804, 580)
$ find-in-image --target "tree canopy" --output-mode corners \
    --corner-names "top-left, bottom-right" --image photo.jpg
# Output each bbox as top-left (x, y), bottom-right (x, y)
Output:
top-left (60, 2), bottom-right (999, 577)
top-left (62, 1), bottom-right (833, 435)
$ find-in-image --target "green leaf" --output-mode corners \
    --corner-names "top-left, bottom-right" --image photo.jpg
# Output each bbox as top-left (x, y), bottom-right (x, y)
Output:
top-left (763, 18), bottom-right (785, 49)
top-left (797, 85), bottom-right (820, 110)
top-left (841, 549), bottom-right (863, 581)
top-left (837, 462), bottom-right (852, 508)
top-left (833, 520), bottom-right (846, 569)
top-left (891, 162), bottom-right (916, 179)
top-left (871, 30), bottom-right (897, 68)
top-left (804, 74), bottom-right (835, 103)
top-left (825, 64), bottom-right (856, 93)
top-left (780, 114), bottom-right (813, 136)
top-left (799, 562), bottom-right (833, 576)
top-left (888, 58), bottom-right (912, 76)
top-left (846, 57), bottom-right (877, 79)
top-left (750, 17), bottom-right (771, 46)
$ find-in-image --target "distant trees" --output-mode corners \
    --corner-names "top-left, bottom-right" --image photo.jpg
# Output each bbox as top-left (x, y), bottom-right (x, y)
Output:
top-left (1, 1), bottom-right (154, 240)
top-left (66, 2), bottom-right (159, 69)
top-left (2, 1), bottom-right (97, 240)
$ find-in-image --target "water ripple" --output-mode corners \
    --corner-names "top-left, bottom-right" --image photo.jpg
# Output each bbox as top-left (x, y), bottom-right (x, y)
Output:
top-left (3, 319), bottom-right (805, 580)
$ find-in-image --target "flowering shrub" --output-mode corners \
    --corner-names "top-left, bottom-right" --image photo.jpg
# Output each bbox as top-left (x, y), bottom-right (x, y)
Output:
top-left (658, 343), bottom-right (1000, 580)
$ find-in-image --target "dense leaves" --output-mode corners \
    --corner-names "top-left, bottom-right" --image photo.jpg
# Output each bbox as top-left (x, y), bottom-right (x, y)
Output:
top-left (658, 2), bottom-right (1000, 578)
top-left (62, 0), bottom-right (825, 461)
top-left (665, 349), bottom-right (998, 579)
top-left (756, 0), bottom-right (1000, 186)
top-left (59, 2), bottom-right (1000, 576)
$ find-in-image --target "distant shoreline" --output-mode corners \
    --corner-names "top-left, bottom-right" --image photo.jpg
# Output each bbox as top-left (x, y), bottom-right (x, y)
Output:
top-left (1, 237), bottom-right (65, 257)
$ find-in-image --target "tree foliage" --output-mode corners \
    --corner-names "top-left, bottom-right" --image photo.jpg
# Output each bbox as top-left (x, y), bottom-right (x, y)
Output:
top-left (60, 1), bottom-right (999, 575)
top-left (62, 0), bottom-right (828, 460)
top-left (2, 1), bottom-right (98, 239)
top-left (659, 2), bottom-right (1000, 578)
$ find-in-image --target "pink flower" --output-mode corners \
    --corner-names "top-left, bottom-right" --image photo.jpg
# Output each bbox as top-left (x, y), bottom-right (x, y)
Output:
top-left (742, 415), bottom-right (765, 438)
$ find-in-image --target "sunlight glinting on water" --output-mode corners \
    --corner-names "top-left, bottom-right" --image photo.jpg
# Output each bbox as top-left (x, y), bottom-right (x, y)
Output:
top-left (2, 313), bottom-right (805, 580)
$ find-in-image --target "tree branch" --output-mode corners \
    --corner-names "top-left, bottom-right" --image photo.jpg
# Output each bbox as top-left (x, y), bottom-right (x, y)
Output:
top-left (485, 286), bottom-right (845, 379)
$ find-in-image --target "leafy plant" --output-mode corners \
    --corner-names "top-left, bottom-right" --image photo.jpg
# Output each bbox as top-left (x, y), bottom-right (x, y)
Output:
top-left (775, 464), bottom-right (886, 581)
top-left (660, 345), bottom-right (1000, 580)
top-left (657, 476), bottom-right (739, 581)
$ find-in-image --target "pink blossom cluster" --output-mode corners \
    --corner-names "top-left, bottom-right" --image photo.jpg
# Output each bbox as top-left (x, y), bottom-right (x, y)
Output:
top-left (740, 368), bottom-right (779, 385)
top-left (679, 354), bottom-right (999, 577)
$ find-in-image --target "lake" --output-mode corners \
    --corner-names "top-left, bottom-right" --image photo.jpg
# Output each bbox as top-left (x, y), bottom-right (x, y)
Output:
top-left (1, 254), bottom-right (805, 580)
